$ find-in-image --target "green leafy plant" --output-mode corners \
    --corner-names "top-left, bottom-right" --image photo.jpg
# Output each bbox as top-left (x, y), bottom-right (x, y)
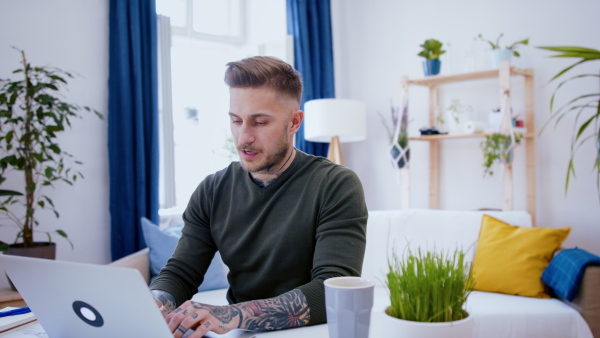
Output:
top-left (481, 133), bottom-right (522, 176)
top-left (0, 49), bottom-right (103, 252)
top-left (536, 46), bottom-right (600, 195)
top-left (478, 34), bottom-right (529, 57)
top-left (443, 99), bottom-right (473, 125)
top-left (386, 248), bottom-right (474, 322)
top-left (418, 39), bottom-right (446, 60)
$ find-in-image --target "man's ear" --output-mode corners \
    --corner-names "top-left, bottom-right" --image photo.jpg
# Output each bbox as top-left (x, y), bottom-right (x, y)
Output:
top-left (289, 110), bottom-right (304, 134)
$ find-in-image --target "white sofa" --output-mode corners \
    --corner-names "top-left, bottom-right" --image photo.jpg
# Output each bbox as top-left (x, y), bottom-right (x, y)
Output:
top-left (362, 209), bottom-right (596, 338)
top-left (111, 209), bottom-right (599, 338)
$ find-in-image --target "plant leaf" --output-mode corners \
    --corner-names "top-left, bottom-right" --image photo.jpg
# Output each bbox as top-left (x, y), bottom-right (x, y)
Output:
top-left (0, 189), bottom-right (23, 196)
top-left (56, 229), bottom-right (74, 250)
top-left (574, 114), bottom-right (599, 143)
top-left (549, 74), bottom-right (600, 111)
top-left (537, 46), bottom-right (600, 58)
top-left (565, 160), bottom-right (575, 195)
top-left (548, 60), bottom-right (587, 82)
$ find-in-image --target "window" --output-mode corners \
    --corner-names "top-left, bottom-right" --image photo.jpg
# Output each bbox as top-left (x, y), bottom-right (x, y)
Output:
top-left (157, 0), bottom-right (245, 43)
top-left (156, 0), bottom-right (291, 214)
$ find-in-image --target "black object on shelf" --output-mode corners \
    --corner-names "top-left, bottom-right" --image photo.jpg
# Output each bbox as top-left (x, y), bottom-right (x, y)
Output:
top-left (419, 126), bottom-right (447, 135)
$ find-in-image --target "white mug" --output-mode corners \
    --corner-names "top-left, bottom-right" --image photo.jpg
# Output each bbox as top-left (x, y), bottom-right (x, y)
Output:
top-left (324, 276), bottom-right (375, 338)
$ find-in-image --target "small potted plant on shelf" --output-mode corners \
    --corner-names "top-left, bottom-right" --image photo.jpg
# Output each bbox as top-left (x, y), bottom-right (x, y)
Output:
top-left (537, 45), bottom-right (600, 196)
top-left (478, 33), bottom-right (529, 68)
top-left (0, 49), bottom-right (103, 260)
top-left (481, 133), bottom-right (522, 176)
top-left (443, 99), bottom-right (473, 134)
top-left (418, 39), bottom-right (446, 76)
top-left (383, 248), bottom-right (475, 338)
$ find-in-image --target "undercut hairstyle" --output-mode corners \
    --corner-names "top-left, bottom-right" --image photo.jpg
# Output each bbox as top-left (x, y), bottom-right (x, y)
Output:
top-left (224, 56), bottom-right (303, 105)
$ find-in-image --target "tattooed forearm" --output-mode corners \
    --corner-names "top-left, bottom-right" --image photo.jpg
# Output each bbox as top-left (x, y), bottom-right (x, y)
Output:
top-left (151, 290), bottom-right (176, 313)
top-left (237, 289), bottom-right (310, 331)
top-left (190, 301), bottom-right (243, 325)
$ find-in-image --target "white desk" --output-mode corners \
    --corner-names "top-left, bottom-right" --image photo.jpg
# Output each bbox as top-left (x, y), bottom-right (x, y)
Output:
top-left (2, 288), bottom-right (389, 338)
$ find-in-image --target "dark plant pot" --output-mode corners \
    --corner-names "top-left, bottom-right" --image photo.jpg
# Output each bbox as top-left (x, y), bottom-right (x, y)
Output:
top-left (6, 242), bottom-right (56, 291)
top-left (423, 59), bottom-right (441, 77)
top-left (390, 148), bottom-right (411, 169)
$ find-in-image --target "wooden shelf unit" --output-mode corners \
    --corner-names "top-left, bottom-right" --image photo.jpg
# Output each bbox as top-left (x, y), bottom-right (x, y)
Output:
top-left (403, 62), bottom-right (536, 224)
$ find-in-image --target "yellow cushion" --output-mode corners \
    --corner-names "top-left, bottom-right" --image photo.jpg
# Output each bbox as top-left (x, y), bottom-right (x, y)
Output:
top-left (472, 215), bottom-right (571, 298)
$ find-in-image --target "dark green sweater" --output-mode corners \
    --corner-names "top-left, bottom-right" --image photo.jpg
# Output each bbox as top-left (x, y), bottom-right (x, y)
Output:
top-left (149, 150), bottom-right (368, 325)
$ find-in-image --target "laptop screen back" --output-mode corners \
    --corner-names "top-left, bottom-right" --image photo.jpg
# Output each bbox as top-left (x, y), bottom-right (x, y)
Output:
top-left (1, 255), bottom-right (172, 338)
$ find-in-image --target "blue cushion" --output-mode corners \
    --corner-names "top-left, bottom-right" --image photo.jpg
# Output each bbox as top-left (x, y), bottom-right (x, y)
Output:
top-left (541, 247), bottom-right (600, 301)
top-left (140, 217), bottom-right (229, 291)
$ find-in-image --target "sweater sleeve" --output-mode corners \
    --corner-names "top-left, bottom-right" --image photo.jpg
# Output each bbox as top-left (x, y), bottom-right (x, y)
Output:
top-left (296, 166), bottom-right (368, 325)
top-left (149, 176), bottom-right (218, 306)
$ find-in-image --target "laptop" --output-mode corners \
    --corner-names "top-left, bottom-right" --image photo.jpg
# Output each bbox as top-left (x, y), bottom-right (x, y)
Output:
top-left (1, 255), bottom-right (254, 338)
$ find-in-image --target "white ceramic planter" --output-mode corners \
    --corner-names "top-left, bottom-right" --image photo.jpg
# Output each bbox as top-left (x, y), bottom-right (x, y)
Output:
top-left (381, 308), bottom-right (474, 338)
top-left (490, 49), bottom-right (512, 68)
top-left (445, 110), bottom-right (463, 135)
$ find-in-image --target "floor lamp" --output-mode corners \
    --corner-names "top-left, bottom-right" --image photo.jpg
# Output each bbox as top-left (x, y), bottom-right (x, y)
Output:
top-left (303, 99), bottom-right (367, 165)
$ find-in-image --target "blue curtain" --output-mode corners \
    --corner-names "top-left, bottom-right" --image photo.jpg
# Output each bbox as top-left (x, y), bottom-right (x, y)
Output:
top-left (108, 0), bottom-right (159, 261)
top-left (287, 0), bottom-right (335, 157)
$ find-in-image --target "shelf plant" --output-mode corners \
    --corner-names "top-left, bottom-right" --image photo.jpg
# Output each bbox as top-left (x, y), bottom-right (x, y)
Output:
top-left (478, 34), bottom-right (529, 68)
top-left (478, 33), bottom-right (529, 57)
top-left (385, 247), bottom-right (474, 323)
top-left (418, 39), bottom-right (446, 76)
top-left (442, 99), bottom-right (473, 134)
top-left (418, 39), bottom-right (446, 60)
top-left (0, 49), bottom-right (103, 253)
top-left (536, 46), bottom-right (600, 196)
top-left (481, 133), bottom-right (522, 176)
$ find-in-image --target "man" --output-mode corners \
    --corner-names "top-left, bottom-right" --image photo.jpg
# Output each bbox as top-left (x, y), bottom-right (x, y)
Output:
top-left (150, 56), bottom-right (367, 337)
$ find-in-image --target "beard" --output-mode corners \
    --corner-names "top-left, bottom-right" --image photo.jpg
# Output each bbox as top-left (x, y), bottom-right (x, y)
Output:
top-left (238, 127), bottom-right (290, 174)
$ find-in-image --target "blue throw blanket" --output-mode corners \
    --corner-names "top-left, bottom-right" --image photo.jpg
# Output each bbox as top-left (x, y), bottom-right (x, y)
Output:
top-left (542, 248), bottom-right (600, 302)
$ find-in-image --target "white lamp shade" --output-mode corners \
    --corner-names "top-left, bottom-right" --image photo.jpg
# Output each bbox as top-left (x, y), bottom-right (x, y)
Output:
top-left (303, 99), bottom-right (367, 143)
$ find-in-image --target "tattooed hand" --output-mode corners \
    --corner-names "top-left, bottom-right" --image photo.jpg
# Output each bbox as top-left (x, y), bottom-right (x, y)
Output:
top-left (165, 289), bottom-right (310, 337)
top-left (166, 301), bottom-right (243, 338)
top-left (151, 290), bottom-right (176, 318)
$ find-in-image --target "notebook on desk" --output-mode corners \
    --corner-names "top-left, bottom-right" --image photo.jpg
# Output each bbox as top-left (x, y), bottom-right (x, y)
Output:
top-left (0, 255), bottom-right (254, 338)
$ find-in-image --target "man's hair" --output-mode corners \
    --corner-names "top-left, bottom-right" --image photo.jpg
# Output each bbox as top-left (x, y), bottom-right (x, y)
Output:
top-left (224, 56), bottom-right (303, 105)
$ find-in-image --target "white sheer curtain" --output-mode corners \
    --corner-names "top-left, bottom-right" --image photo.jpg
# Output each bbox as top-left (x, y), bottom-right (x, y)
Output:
top-left (157, 14), bottom-right (176, 209)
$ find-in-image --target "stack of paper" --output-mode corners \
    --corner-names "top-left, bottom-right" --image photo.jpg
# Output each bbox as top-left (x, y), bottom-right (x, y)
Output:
top-left (0, 307), bottom-right (36, 334)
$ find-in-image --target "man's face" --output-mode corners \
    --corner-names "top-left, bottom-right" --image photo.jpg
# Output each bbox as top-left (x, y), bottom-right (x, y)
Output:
top-left (229, 86), bottom-right (301, 174)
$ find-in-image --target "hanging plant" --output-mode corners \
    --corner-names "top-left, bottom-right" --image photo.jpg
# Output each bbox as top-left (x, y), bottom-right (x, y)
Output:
top-left (378, 97), bottom-right (410, 169)
top-left (481, 133), bottom-right (522, 176)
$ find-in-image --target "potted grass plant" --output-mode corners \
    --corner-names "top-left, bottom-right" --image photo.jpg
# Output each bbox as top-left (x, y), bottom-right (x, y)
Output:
top-left (383, 248), bottom-right (475, 338)
top-left (418, 39), bottom-right (446, 76)
top-left (478, 34), bottom-right (529, 68)
top-left (0, 49), bottom-right (102, 259)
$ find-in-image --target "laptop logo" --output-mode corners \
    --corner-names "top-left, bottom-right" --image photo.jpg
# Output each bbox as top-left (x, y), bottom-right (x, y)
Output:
top-left (72, 301), bottom-right (104, 327)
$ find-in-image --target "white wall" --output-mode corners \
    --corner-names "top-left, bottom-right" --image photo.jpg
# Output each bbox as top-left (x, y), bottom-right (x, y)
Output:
top-left (1, 0), bottom-right (598, 290)
top-left (332, 0), bottom-right (600, 254)
top-left (0, 0), bottom-right (110, 289)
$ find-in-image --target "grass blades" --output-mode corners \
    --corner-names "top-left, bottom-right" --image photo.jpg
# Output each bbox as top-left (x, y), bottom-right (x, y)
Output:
top-left (386, 248), bottom-right (475, 323)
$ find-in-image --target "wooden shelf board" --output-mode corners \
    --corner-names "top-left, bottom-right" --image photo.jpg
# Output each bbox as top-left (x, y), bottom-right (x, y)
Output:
top-left (410, 132), bottom-right (535, 141)
top-left (407, 67), bottom-right (533, 86)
